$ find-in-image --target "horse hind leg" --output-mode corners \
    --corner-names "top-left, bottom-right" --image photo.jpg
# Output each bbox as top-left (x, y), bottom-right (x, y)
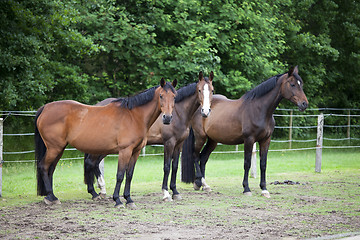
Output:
top-left (84, 154), bottom-right (101, 200)
top-left (41, 148), bottom-right (65, 205)
top-left (198, 139), bottom-right (217, 192)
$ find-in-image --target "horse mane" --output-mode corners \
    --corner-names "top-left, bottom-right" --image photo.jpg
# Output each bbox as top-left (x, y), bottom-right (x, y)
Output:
top-left (243, 74), bottom-right (283, 101)
top-left (175, 82), bottom-right (196, 103)
top-left (112, 83), bottom-right (176, 110)
top-left (175, 76), bottom-right (211, 103)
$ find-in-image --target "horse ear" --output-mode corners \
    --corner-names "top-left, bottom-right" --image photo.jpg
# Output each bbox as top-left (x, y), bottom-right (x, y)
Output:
top-left (288, 65), bottom-right (299, 76)
top-left (209, 71), bottom-right (214, 81)
top-left (198, 71), bottom-right (203, 81)
top-left (172, 79), bottom-right (177, 88)
top-left (160, 78), bottom-right (165, 88)
top-left (293, 65), bottom-right (299, 74)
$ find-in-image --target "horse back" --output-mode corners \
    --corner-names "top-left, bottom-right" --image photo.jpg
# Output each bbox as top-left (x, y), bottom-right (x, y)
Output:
top-left (37, 100), bottom-right (131, 154)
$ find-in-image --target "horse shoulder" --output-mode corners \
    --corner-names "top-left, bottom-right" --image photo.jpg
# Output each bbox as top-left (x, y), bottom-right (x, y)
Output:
top-left (146, 116), bottom-right (164, 145)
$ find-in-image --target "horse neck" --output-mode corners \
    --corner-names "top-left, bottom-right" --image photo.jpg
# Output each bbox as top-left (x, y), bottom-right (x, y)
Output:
top-left (252, 80), bottom-right (283, 117)
top-left (135, 98), bottom-right (162, 130)
top-left (173, 94), bottom-right (199, 125)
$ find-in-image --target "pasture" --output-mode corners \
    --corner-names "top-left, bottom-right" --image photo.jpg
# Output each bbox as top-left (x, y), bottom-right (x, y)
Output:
top-left (0, 147), bottom-right (359, 239)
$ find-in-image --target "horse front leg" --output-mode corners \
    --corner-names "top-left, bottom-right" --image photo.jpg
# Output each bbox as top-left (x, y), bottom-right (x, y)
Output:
top-left (193, 137), bottom-right (207, 190)
top-left (193, 156), bottom-right (203, 190)
top-left (113, 150), bottom-right (131, 208)
top-left (170, 148), bottom-right (181, 200)
top-left (259, 138), bottom-right (271, 198)
top-left (123, 150), bottom-right (141, 209)
top-left (162, 144), bottom-right (173, 202)
top-left (243, 140), bottom-right (254, 196)
top-left (95, 157), bottom-right (107, 198)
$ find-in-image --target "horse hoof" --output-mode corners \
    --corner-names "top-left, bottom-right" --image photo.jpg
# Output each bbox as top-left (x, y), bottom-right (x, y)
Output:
top-left (173, 194), bottom-right (182, 201)
top-left (126, 202), bottom-right (137, 209)
top-left (243, 192), bottom-right (252, 196)
top-left (163, 196), bottom-right (173, 202)
top-left (99, 193), bottom-right (107, 199)
top-left (261, 190), bottom-right (271, 198)
top-left (43, 198), bottom-right (52, 205)
top-left (44, 197), bottom-right (61, 205)
top-left (202, 186), bottom-right (212, 192)
top-left (193, 182), bottom-right (201, 191)
top-left (115, 203), bottom-right (125, 208)
top-left (92, 195), bottom-right (101, 201)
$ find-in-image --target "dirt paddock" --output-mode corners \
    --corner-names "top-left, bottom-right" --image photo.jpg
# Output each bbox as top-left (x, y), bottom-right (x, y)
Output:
top-left (1, 182), bottom-right (359, 240)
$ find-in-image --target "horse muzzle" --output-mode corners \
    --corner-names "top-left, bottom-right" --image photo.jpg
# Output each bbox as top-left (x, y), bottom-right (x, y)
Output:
top-left (201, 108), bottom-right (211, 118)
top-left (297, 101), bottom-right (308, 112)
top-left (162, 114), bottom-right (173, 125)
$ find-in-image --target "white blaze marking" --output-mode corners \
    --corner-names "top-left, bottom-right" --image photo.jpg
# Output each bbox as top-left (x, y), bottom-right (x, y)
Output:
top-left (202, 84), bottom-right (210, 115)
top-left (297, 80), bottom-right (301, 86)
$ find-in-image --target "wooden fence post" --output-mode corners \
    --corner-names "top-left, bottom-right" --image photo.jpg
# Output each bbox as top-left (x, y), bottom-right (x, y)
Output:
top-left (347, 110), bottom-right (351, 140)
top-left (250, 143), bottom-right (257, 178)
top-left (0, 118), bottom-right (3, 197)
top-left (315, 113), bottom-right (324, 173)
top-left (289, 110), bottom-right (293, 149)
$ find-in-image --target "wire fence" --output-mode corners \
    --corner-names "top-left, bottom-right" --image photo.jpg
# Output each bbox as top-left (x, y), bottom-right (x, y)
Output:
top-left (0, 108), bottom-right (360, 163)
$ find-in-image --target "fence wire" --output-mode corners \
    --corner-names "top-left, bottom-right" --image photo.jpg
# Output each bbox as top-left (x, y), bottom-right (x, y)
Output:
top-left (1, 108), bottom-right (360, 163)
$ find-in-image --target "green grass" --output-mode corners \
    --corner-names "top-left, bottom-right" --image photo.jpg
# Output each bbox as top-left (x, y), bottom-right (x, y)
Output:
top-left (1, 147), bottom-right (359, 208)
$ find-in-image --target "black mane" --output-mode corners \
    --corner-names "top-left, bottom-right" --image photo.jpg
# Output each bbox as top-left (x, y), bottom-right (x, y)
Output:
top-left (112, 83), bottom-right (176, 109)
top-left (175, 82), bottom-right (197, 103)
top-left (243, 74), bottom-right (283, 101)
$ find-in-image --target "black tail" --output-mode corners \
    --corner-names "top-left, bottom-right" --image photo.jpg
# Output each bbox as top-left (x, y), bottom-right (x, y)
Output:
top-left (84, 154), bottom-right (103, 185)
top-left (84, 153), bottom-right (95, 185)
top-left (34, 106), bottom-right (47, 196)
top-left (181, 127), bottom-right (195, 183)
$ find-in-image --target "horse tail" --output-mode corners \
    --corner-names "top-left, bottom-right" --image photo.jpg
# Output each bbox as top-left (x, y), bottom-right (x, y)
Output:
top-left (34, 106), bottom-right (47, 196)
top-left (181, 127), bottom-right (195, 183)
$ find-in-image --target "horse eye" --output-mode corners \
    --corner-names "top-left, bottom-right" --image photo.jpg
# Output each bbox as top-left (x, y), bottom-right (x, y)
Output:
top-left (291, 83), bottom-right (296, 87)
top-left (160, 95), bottom-right (163, 99)
top-left (198, 90), bottom-right (201, 93)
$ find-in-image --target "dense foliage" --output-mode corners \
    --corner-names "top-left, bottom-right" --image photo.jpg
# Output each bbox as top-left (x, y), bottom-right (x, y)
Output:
top-left (1, 0), bottom-right (359, 110)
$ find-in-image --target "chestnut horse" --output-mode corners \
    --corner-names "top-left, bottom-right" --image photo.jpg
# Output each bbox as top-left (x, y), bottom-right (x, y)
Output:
top-left (181, 66), bottom-right (308, 198)
top-left (84, 71), bottom-right (214, 201)
top-left (35, 79), bottom-right (177, 208)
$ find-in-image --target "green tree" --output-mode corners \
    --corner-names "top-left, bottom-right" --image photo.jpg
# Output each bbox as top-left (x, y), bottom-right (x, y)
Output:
top-left (0, 0), bottom-right (101, 110)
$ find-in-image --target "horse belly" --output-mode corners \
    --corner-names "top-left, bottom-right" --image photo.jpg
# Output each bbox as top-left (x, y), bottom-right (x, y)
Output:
top-left (69, 135), bottom-right (119, 155)
top-left (205, 120), bottom-right (245, 145)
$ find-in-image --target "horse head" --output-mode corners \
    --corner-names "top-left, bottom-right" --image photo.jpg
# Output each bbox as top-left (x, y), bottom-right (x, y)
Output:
top-left (280, 66), bottom-right (308, 111)
top-left (159, 78), bottom-right (177, 124)
top-left (197, 71), bottom-right (214, 117)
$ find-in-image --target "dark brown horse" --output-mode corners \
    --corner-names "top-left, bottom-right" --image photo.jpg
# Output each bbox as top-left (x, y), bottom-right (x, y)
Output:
top-left (181, 66), bottom-right (308, 198)
top-left (84, 71), bottom-right (214, 201)
top-left (35, 79), bottom-right (177, 208)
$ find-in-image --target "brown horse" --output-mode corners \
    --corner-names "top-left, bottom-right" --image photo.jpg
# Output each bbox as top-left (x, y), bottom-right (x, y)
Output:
top-left (84, 71), bottom-right (214, 201)
top-left (181, 66), bottom-right (308, 198)
top-left (35, 79), bottom-right (177, 208)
